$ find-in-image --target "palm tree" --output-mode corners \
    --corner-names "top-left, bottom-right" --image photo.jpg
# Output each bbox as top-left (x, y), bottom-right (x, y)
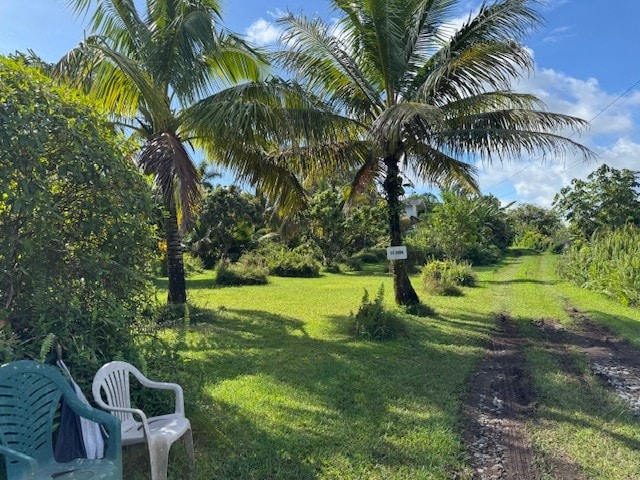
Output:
top-left (276, 0), bottom-right (593, 306)
top-left (56, 0), bottom-right (281, 303)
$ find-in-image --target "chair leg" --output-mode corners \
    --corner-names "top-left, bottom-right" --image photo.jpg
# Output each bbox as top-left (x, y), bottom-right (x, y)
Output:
top-left (184, 428), bottom-right (195, 465)
top-left (148, 440), bottom-right (170, 480)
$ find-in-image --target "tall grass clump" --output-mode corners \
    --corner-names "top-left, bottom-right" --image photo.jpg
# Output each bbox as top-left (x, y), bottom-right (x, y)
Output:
top-left (352, 285), bottom-right (407, 340)
top-left (558, 225), bottom-right (640, 306)
top-left (421, 259), bottom-right (477, 296)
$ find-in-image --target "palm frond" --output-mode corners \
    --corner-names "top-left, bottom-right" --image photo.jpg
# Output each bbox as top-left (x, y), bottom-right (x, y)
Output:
top-left (276, 13), bottom-right (383, 116)
top-left (182, 79), bottom-right (362, 154)
top-left (434, 109), bottom-right (595, 163)
top-left (90, 40), bottom-right (171, 123)
top-left (138, 132), bottom-right (201, 231)
top-left (409, 0), bottom-right (540, 102)
top-left (370, 101), bottom-right (444, 147)
top-left (406, 144), bottom-right (479, 192)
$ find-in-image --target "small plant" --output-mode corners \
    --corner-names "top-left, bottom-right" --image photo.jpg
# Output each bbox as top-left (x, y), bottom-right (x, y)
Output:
top-left (215, 255), bottom-right (269, 286)
top-left (421, 259), bottom-right (477, 296)
top-left (352, 285), bottom-right (407, 340)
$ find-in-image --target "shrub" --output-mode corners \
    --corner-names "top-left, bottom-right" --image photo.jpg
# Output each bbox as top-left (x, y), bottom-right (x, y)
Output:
top-left (184, 252), bottom-right (205, 276)
top-left (323, 263), bottom-right (342, 274)
top-left (465, 244), bottom-right (503, 266)
top-left (0, 58), bottom-right (156, 386)
top-left (342, 256), bottom-right (363, 272)
top-left (558, 225), bottom-right (640, 306)
top-left (353, 247), bottom-right (388, 264)
top-left (352, 285), bottom-right (407, 340)
top-left (421, 259), bottom-right (476, 296)
top-left (423, 274), bottom-right (462, 296)
top-left (154, 246), bottom-right (204, 277)
top-left (514, 230), bottom-right (552, 252)
top-left (215, 255), bottom-right (269, 286)
top-left (260, 243), bottom-right (321, 278)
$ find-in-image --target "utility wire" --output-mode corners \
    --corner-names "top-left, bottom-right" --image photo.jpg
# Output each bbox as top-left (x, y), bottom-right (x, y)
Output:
top-left (483, 77), bottom-right (640, 193)
top-left (492, 127), bottom-right (640, 203)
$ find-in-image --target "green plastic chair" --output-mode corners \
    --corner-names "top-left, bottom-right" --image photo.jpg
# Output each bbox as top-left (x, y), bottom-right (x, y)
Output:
top-left (0, 360), bottom-right (122, 480)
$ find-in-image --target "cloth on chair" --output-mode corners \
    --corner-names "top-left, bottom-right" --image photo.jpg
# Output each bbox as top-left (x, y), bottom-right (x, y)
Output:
top-left (55, 359), bottom-right (106, 460)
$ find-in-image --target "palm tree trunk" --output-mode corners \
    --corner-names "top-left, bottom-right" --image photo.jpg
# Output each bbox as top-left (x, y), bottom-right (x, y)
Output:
top-left (383, 157), bottom-right (420, 306)
top-left (165, 202), bottom-right (187, 304)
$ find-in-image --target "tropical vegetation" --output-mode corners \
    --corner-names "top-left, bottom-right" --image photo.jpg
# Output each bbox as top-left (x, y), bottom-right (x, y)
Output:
top-left (275, 0), bottom-right (592, 307)
top-left (57, 0), bottom-right (268, 304)
top-left (5, 0), bottom-right (640, 476)
top-left (558, 224), bottom-right (640, 307)
top-left (0, 57), bottom-right (156, 379)
top-left (553, 163), bottom-right (640, 239)
top-left (507, 203), bottom-right (566, 252)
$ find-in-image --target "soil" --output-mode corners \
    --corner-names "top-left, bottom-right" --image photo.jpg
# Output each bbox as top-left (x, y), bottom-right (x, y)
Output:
top-left (462, 308), bottom-right (640, 480)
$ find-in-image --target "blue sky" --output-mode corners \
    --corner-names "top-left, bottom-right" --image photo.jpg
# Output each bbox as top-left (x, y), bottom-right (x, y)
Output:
top-left (2, 0), bottom-right (639, 207)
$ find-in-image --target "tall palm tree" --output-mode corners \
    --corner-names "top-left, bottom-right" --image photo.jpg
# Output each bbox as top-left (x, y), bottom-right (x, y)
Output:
top-left (276, 0), bottom-right (593, 306)
top-left (57, 0), bottom-right (305, 303)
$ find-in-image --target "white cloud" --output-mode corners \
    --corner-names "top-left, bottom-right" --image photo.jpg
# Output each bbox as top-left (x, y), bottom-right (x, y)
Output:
top-left (477, 63), bottom-right (640, 207)
top-left (245, 18), bottom-right (281, 46)
top-left (541, 25), bottom-right (574, 43)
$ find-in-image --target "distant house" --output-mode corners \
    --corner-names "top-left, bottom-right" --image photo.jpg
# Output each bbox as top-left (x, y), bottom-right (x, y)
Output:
top-left (403, 198), bottom-right (426, 222)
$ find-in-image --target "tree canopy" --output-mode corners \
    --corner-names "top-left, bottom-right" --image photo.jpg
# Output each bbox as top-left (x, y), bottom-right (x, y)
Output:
top-left (553, 164), bottom-right (640, 239)
top-left (276, 0), bottom-right (593, 306)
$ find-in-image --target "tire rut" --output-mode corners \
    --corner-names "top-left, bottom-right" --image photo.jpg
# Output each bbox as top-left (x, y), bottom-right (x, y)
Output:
top-left (462, 313), bottom-right (540, 480)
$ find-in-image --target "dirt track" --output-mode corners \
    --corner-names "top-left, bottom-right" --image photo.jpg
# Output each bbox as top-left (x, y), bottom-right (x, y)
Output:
top-left (462, 309), bottom-right (640, 479)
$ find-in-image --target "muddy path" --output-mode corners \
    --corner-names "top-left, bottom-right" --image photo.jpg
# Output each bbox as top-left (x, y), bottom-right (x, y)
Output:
top-left (462, 308), bottom-right (640, 479)
top-left (462, 313), bottom-right (540, 480)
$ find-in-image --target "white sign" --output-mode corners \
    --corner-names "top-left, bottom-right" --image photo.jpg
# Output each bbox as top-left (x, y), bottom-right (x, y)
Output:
top-left (386, 246), bottom-right (407, 260)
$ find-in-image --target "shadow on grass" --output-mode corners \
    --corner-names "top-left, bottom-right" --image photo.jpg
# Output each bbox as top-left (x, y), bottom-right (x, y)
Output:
top-left (513, 315), bottom-right (640, 476)
top-left (158, 305), bottom-right (495, 479)
top-left (581, 309), bottom-right (640, 349)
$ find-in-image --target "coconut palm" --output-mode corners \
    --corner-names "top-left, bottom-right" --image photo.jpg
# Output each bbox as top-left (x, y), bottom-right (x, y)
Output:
top-left (57, 0), bottom-right (325, 303)
top-left (276, 0), bottom-right (593, 306)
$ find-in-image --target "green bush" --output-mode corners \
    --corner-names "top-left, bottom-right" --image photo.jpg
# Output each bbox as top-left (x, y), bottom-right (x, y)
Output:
top-left (215, 255), bottom-right (269, 286)
top-left (352, 286), bottom-right (407, 340)
top-left (0, 57), bottom-right (156, 385)
top-left (514, 230), bottom-right (552, 252)
top-left (353, 247), bottom-right (388, 264)
top-left (558, 225), bottom-right (640, 306)
top-left (465, 244), bottom-right (503, 266)
top-left (421, 259), bottom-right (476, 296)
top-left (154, 249), bottom-right (204, 277)
top-left (260, 242), bottom-right (321, 278)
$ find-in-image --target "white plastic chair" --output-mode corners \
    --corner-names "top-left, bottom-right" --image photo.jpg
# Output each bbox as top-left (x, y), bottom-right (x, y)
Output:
top-left (92, 361), bottom-right (194, 480)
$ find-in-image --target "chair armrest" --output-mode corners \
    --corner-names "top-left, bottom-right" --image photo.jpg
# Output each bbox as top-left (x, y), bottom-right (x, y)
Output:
top-left (98, 405), bottom-right (152, 438)
top-left (135, 376), bottom-right (186, 416)
top-left (0, 444), bottom-right (37, 480)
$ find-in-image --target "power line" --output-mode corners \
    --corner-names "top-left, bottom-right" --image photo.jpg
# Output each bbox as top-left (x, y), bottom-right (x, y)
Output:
top-left (483, 76), bottom-right (640, 193)
top-left (490, 127), bottom-right (640, 203)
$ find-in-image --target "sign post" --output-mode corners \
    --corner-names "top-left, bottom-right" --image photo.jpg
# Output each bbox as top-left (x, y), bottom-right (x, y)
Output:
top-left (386, 246), bottom-right (407, 260)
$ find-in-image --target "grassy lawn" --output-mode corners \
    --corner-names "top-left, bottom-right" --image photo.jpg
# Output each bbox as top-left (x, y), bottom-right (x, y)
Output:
top-left (152, 266), bottom-right (501, 479)
top-left (149, 252), bottom-right (640, 479)
top-left (483, 251), bottom-right (640, 479)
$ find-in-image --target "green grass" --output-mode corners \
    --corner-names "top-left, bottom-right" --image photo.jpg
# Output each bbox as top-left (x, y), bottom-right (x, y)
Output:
top-left (488, 251), bottom-right (640, 480)
top-left (148, 253), bottom-right (640, 479)
top-left (150, 268), bottom-right (503, 480)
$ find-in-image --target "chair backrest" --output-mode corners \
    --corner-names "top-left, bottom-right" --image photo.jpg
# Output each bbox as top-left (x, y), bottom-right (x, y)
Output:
top-left (0, 361), bottom-right (70, 472)
top-left (92, 361), bottom-right (139, 423)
